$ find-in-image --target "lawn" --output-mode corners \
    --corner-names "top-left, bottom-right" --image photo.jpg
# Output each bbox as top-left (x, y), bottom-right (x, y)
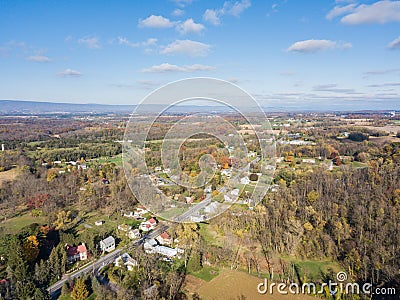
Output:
top-left (189, 266), bottom-right (219, 282)
top-left (90, 154), bottom-right (123, 166)
top-left (158, 206), bottom-right (187, 220)
top-left (0, 213), bottom-right (47, 234)
top-left (351, 161), bottom-right (367, 168)
top-left (199, 223), bottom-right (223, 247)
top-left (76, 210), bottom-right (120, 233)
top-left (289, 259), bottom-right (342, 281)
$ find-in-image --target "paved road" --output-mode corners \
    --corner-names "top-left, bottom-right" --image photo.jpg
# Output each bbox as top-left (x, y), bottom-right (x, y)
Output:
top-left (47, 224), bottom-right (169, 298)
top-left (47, 247), bottom-right (123, 297)
top-left (48, 156), bottom-right (261, 297)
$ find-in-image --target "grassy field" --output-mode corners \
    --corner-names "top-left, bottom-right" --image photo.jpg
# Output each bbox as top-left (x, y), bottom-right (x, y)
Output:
top-left (90, 154), bottom-right (123, 166)
top-left (77, 210), bottom-right (120, 231)
top-left (0, 167), bottom-right (19, 186)
top-left (199, 223), bottom-right (223, 247)
top-left (0, 213), bottom-right (47, 234)
top-left (189, 266), bottom-right (220, 282)
top-left (351, 161), bottom-right (367, 168)
top-left (196, 270), bottom-right (316, 300)
top-left (159, 206), bottom-right (187, 220)
top-left (288, 259), bottom-right (342, 281)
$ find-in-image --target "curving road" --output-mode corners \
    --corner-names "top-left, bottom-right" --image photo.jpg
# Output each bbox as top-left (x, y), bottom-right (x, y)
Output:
top-left (47, 224), bottom-right (168, 298)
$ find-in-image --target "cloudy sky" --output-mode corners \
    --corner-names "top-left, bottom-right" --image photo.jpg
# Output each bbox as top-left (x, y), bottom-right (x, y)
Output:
top-left (1, 0), bottom-right (400, 110)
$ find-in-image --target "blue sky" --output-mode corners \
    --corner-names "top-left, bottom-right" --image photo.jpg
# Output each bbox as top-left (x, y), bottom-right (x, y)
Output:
top-left (0, 0), bottom-right (400, 110)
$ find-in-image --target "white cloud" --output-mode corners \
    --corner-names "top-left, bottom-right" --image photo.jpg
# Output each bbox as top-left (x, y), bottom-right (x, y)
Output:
top-left (142, 63), bottom-right (215, 73)
top-left (137, 80), bottom-right (161, 87)
top-left (185, 64), bottom-right (215, 71)
top-left (363, 68), bottom-right (400, 77)
top-left (172, 9), bottom-right (185, 16)
top-left (78, 37), bottom-right (100, 49)
top-left (58, 69), bottom-right (82, 77)
top-left (143, 38), bottom-right (158, 46)
top-left (226, 77), bottom-right (240, 83)
top-left (287, 39), bottom-right (352, 53)
top-left (110, 83), bottom-right (134, 88)
top-left (388, 36), bottom-right (400, 49)
top-left (171, 0), bottom-right (192, 7)
top-left (313, 84), bottom-right (355, 93)
top-left (203, 0), bottom-right (251, 25)
top-left (177, 18), bottom-right (205, 34)
top-left (6, 40), bottom-right (26, 47)
top-left (366, 82), bottom-right (400, 87)
top-left (117, 37), bottom-right (158, 47)
top-left (203, 9), bottom-right (221, 25)
top-left (222, 0), bottom-right (251, 16)
top-left (341, 1), bottom-right (400, 25)
top-left (27, 55), bottom-right (52, 63)
top-left (335, 0), bottom-right (356, 3)
top-left (138, 15), bottom-right (175, 28)
top-left (326, 4), bottom-right (357, 20)
top-left (160, 39), bottom-right (211, 57)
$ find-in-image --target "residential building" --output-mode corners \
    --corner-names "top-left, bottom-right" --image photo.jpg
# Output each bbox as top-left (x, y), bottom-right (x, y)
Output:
top-left (100, 236), bottom-right (115, 253)
top-left (140, 218), bottom-right (157, 232)
top-left (115, 253), bottom-right (137, 271)
top-left (204, 202), bottom-right (218, 214)
top-left (302, 158), bottom-right (316, 164)
top-left (66, 243), bottom-right (88, 263)
top-left (128, 229), bottom-right (141, 240)
top-left (240, 176), bottom-right (250, 184)
top-left (156, 232), bottom-right (172, 245)
top-left (154, 245), bottom-right (177, 258)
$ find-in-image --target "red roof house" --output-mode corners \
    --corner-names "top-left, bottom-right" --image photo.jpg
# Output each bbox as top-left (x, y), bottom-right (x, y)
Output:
top-left (66, 243), bottom-right (88, 263)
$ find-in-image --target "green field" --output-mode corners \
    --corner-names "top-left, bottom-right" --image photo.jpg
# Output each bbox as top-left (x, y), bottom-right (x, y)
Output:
top-left (199, 223), bottom-right (223, 247)
top-left (190, 266), bottom-right (220, 282)
top-left (351, 161), bottom-right (367, 168)
top-left (289, 259), bottom-right (342, 281)
top-left (90, 154), bottom-right (123, 166)
top-left (0, 214), bottom-right (47, 234)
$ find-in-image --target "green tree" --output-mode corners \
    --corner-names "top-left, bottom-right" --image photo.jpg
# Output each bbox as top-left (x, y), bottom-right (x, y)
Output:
top-left (306, 190), bottom-right (320, 204)
top-left (33, 287), bottom-right (50, 300)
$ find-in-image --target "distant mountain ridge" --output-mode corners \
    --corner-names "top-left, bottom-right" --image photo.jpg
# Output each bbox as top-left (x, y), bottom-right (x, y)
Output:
top-left (0, 100), bottom-right (245, 115)
top-left (0, 100), bottom-right (397, 115)
top-left (0, 100), bottom-right (135, 114)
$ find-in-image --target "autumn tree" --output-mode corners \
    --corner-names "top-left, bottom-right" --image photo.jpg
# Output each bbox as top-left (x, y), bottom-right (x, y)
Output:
top-left (23, 235), bottom-right (40, 262)
top-left (71, 277), bottom-right (89, 300)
